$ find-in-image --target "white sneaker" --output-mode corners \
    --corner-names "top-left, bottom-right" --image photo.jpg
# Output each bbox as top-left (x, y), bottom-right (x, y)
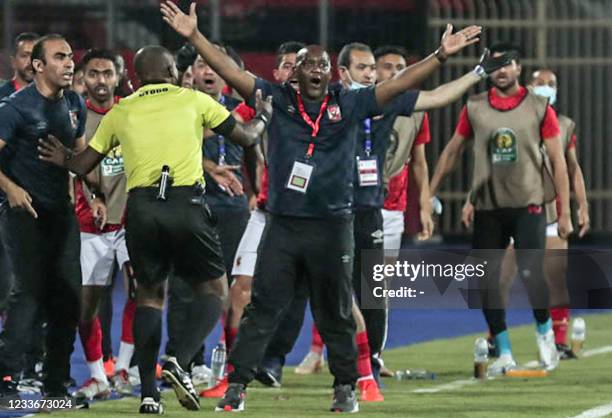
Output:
top-left (191, 364), bottom-right (212, 386)
top-left (295, 351), bottom-right (324, 375)
top-left (72, 378), bottom-right (111, 400)
top-left (128, 365), bottom-right (141, 386)
top-left (111, 369), bottom-right (134, 397)
top-left (537, 330), bottom-right (560, 371)
top-left (487, 354), bottom-right (517, 377)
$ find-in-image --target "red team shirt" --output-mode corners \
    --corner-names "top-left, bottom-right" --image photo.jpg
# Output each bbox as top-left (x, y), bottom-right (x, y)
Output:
top-left (383, 113), bottom-right (431, 211)
top-left (233, 102), bottom-right (270, 208)
top-left (75, 98), bottom-right (123, 234)
top-left (454, 86), bottom-right (560, 140)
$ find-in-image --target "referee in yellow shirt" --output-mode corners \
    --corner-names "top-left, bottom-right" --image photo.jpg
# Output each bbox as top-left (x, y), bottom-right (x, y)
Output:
top-left (39, 45), bottom-right (271, 415)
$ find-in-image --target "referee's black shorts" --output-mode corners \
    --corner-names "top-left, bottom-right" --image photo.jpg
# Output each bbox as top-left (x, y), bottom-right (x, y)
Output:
top-left (125, 185), bottom-right (225, 287)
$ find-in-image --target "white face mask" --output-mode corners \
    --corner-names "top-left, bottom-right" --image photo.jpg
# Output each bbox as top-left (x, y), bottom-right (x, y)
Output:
top-left (533, 85), bottom-right (557, 106)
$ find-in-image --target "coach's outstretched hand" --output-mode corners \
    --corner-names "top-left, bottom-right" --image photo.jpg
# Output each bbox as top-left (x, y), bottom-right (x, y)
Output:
top-left (38, 134), bottom-right (71, 168)
top-left (438, 24), bottom-right (482, 59)
top-left (161, 1), bottom-right (198, 39)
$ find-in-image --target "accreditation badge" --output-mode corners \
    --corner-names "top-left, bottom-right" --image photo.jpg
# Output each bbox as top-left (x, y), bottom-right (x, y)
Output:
top-left (356, 156), bottom-right (379, 187)
top-left (490, 127), bottom-right (518, 164)
top-left (286, 160), bottom-right (315, 193)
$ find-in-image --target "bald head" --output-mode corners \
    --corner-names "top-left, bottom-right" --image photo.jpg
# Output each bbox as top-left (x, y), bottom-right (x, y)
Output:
top-left (296, 45), bottom-right (329, 68)
top-left (134, 45), bottom-right (178, 84)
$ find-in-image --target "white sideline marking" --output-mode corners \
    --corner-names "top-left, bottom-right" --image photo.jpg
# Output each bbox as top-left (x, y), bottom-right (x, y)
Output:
top-left (413, 345), bottom-right (612, 395)
top-left (569, 402), bottom-right (612, 418)
top-left (582, 345), bottom-right (612, 357)
top-left (412, 378), bottom-right (481, 393)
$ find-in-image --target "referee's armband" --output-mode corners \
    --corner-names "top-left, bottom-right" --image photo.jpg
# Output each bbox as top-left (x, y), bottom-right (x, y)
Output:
top-left (212, 115), bottom-right (237, 138)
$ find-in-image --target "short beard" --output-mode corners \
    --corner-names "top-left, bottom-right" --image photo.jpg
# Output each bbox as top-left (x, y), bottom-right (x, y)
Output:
top-left (492, 78), bottom-right (517, 93)
top-left (17, 69), bottom-right (33, 83)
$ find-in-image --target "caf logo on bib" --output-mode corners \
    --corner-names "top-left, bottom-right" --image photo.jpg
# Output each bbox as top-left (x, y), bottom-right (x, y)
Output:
top-left (490, 127), bottom-right (517, 164)
top-left (101, 145), bottom-right (125, 176)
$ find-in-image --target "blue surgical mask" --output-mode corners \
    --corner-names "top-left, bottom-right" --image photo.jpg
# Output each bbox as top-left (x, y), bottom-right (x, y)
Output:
top-left (533, 85), bottom-right (557, 106)
top-left (344, 69), bottom-right (368, 90)
top-left (349, 80), bottom-right (368, 91)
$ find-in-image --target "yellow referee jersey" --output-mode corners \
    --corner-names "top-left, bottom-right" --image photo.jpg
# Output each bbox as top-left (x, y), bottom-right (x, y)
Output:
top-left (89, 83), bottom-right (230, 191)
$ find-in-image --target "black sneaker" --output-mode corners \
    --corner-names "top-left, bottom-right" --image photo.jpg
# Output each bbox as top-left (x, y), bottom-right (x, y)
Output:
top-left (40, 390), bottom-right (89, 412)
top-left (330, 384), bottom-right (359, 413)
top-left (139, 397), bottom-right (164, 415)
top-left (254, 368), bottom-right (281, 388)
top-left (557, 343), bottom-right (578, 360)
top-left (0, 379), bottom-right (20, 408)
top-left (215, 383), bottom-right (246, 412)
top-left (254, 357), bottom-right (282, 388)
top-left (17, 377), bottom-right (43, 394)
top-left (161, 357), bottom-right (199, 411)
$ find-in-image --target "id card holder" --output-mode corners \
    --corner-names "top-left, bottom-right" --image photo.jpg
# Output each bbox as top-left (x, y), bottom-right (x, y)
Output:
top-left (287, 159), bottom-right (315, 193)
top-left (356, 156), bottom-right (379, 187)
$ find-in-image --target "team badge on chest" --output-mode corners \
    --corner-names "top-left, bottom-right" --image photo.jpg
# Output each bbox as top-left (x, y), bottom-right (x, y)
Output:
top-left (327, 104), bottom-right (342, 122)
top-left (69, 110), bottom-right (79, 131)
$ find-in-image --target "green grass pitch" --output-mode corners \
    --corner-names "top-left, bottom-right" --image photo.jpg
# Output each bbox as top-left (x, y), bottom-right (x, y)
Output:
top-left (48, 312), bottom-right (612, 417)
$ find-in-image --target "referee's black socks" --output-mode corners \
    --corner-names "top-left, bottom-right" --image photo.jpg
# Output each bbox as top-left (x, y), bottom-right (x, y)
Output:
top-left (134, 306), bottom-right (162, 401)
top-left (175, 292), bottom-right (223, 370)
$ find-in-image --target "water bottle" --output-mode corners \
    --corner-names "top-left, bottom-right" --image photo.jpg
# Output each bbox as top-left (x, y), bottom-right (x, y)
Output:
top-left (571, 317), bottom-right (586, 354)
top-left (209, 344), bottom-right (226, 388)
top-left (394, 369), bottom-right (437, 380)
top-left (473, 337), bottom-right (489, 379)
top-left (431, 196), bottom-right (443, 215)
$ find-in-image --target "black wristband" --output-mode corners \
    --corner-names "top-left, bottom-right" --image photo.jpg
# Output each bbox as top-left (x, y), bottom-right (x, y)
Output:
top-left (434, 48), bottom-right (448, 64)
top-left (255, 111), bottom-right (271, 126)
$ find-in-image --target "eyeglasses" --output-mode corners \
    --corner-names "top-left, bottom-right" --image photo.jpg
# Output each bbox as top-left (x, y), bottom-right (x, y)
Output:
top-left (299, 60), bottom-right (331, 72)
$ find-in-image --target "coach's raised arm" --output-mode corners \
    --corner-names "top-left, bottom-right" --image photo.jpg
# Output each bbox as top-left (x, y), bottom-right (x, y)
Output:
top-left (165, 4), bottom-right (475, 97)
top-left (161, 2), bottom-right (518, 113)
top-left (374, 23), bottom-right (480, 106)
